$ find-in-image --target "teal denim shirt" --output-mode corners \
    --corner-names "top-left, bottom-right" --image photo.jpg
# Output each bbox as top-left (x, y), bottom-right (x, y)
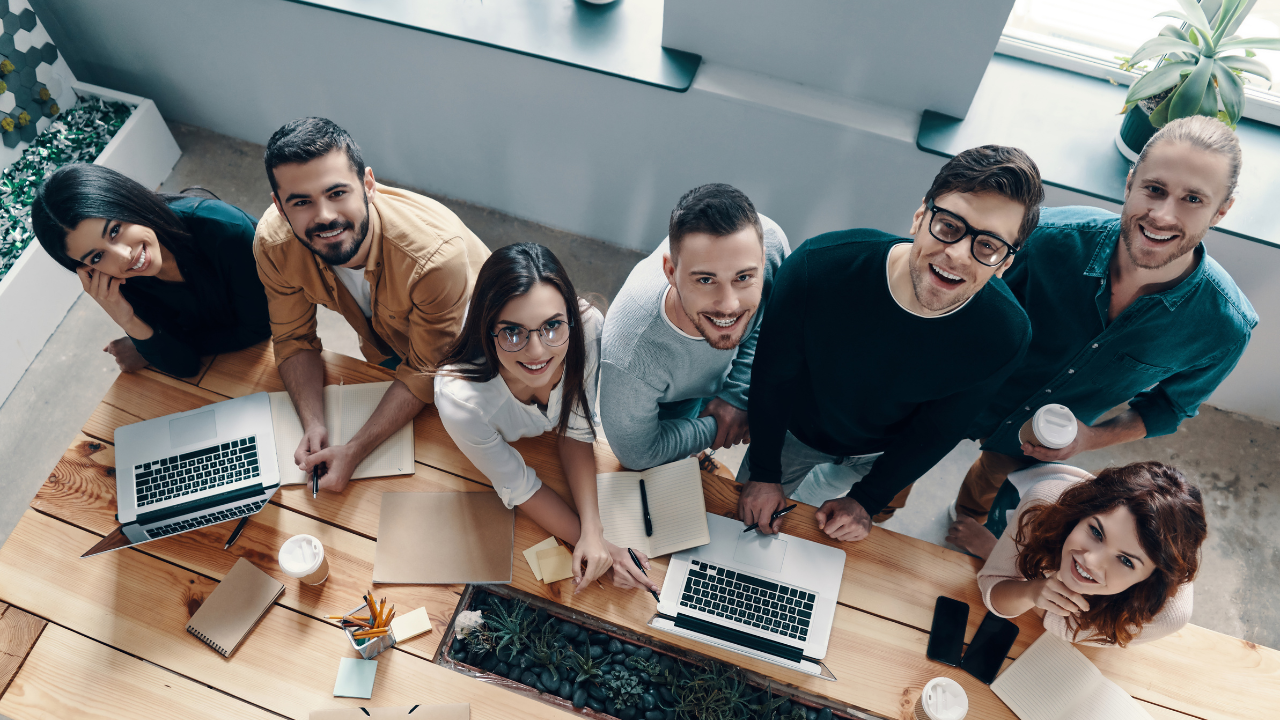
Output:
top-left (974, 206), bottom-right (1258, 458)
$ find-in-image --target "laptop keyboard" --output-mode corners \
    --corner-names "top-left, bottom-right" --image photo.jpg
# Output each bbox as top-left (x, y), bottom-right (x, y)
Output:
top-left (680, 558), bottom-right (815, 642)
top-left (133, 436), bottom-right (260, 508)
top-left (145, 499), bottom-right (268, 540)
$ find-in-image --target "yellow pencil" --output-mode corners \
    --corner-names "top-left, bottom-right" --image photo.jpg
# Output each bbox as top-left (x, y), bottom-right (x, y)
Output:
top-left (353, 629), bottom-right (389, 639)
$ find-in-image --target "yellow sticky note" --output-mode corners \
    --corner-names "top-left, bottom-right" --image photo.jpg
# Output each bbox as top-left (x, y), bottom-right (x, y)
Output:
top-left (389, 606), bottom-right (432, 642)
top-left (536, 545), bottom-right (575, 584)
top-left (522, 536), bottom-right (560, 581)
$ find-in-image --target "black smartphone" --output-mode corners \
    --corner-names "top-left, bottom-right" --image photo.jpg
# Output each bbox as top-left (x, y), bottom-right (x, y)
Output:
top-left (926, 596), bottom-right (969, 666)
top-left (960, 612), bottom-right (1020, 684)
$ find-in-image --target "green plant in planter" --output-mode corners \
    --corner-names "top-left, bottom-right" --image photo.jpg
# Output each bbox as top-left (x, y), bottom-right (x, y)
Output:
top-left (483, 598), bottom-right (535, 663)
top-left (566, 645), bottom-right (606, 684)
top-left (1122, 0), bottom-right (1280, 129)
top-left (526, 622), bottom-right (568, 683)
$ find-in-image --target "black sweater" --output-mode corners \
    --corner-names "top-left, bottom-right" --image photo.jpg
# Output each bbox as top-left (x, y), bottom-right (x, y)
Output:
top-left (125, 197), bottom-right (270, 376)
top-left (747, 230), bottom-right (1031, 515)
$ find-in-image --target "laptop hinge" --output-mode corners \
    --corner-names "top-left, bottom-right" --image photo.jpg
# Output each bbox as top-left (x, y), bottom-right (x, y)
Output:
top-left (674, 613), bottom-right (804, 663)
top-left (136, 484), bottom-right (267, 524)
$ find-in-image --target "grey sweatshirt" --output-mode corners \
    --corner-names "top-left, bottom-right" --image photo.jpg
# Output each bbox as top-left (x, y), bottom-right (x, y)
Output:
top-left (600, 215), bottom-right (790, 469)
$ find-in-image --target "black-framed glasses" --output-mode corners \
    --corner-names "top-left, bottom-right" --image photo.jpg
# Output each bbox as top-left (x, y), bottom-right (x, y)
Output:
top-left (490, 318), bottom-right (573, 352)
top-left (925, 199), bottom-right (1017, 267)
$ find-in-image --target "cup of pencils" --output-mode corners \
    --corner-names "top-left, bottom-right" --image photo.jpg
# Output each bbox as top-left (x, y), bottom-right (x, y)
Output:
top-left (334, 588), bottom-right (396, 659)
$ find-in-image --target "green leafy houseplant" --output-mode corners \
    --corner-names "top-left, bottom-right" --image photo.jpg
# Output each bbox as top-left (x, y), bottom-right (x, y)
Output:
top-left (1121, 0), bottom-right (1280, 130)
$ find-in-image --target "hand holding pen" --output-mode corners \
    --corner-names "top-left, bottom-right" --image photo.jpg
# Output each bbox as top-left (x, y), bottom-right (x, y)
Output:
top-left (628, 548), bottom-right (661, 602)
top-left (743, 504), bottom-right (798, 534)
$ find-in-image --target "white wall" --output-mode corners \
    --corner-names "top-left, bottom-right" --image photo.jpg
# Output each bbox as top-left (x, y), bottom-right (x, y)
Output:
top-left (663, 0), bottom-right (1017, 118)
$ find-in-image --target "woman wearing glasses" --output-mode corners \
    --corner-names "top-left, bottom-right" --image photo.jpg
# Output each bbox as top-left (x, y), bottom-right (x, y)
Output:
top-left (434, 243), bottom-right (658, 595)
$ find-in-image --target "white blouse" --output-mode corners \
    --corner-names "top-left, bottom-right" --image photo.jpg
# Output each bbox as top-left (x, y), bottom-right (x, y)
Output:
top-left (435, 304), bottom-right (602, 508)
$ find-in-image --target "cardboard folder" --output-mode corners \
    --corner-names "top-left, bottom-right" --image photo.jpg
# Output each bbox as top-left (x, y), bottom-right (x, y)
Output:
top-left (373, 492), bottom-right (514, 584)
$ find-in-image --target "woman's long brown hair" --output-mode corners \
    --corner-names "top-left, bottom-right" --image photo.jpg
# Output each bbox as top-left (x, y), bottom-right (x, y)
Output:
top-left (435, 243), bottom-right (595, 440)
top-left (1013, 462), bottom-right (1206, 646)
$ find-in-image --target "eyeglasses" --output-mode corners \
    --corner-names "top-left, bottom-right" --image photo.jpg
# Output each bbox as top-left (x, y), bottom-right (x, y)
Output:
top-left (925, 200), bottom-right (1017, 267)
top-left (490, 318), bottom-right (573, 352)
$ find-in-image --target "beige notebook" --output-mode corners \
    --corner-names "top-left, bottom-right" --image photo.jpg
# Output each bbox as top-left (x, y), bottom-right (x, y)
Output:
top-left (373, 493), bottom-right (514, 584)
top-left (310, 704), bottom-right (469, 719)
top-left (596, 457), bottom-right (709, 557)
top-left (269, 381), bottom-right (415, 485)
top-left (991, 634), bottom-right (1153, 720)
top-left (186, 557), bottom-right (284, 657)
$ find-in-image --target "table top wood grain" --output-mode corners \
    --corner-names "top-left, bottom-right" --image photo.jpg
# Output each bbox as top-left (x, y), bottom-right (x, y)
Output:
top-left (0, 342), bottom-right (1274, 719)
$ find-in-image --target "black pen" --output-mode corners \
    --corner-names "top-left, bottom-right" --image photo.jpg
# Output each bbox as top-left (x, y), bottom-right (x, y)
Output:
top-left (312, 463), bottom-right (324, 499)
top-left (743, 503), bottom-right (798, 533)
top-left (224, 516), bottom-right (249, 550)
top-left (627, 548), bottom-right (660, 602)
top-left (639, 478), bottom-right (653, 537)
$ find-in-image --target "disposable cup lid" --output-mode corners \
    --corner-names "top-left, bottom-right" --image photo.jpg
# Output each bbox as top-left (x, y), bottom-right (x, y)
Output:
top-left (921, 677), bottom-right (968, 720)
top-left (1033, 404), bottom-right (1077, 449)
top-left (279, 534), bottom-right (324, 575)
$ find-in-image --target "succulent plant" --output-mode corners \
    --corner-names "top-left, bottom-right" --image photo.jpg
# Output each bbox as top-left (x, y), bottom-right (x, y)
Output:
top-left (0, 60), bottom-right (12, 75)
top-left (0, 117), bottom-right (11, 133)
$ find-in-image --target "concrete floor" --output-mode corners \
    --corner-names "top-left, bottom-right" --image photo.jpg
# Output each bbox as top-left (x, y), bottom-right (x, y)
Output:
top-left (0, 123), bottom-right (1275, 650)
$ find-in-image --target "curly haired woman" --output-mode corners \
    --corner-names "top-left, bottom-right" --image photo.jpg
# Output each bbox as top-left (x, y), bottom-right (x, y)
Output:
top-left (977, 462), bottom-right (1206, 647)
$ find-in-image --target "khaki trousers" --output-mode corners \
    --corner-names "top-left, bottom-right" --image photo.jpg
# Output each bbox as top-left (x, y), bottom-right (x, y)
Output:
top-left (955, 448), bottom-right (1035, 524)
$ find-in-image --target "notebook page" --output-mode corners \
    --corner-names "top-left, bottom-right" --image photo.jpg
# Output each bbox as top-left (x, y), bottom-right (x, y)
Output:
top-left (335, 382), bottom-right (415, 479)
top-left (642, 458), bottom-right (710, 557)
top-left (269, 391), bottom-right (307, 485)
top-left (1071, 678), bottom-right (1153, 720)
top-left (991, 633), bottom-right (1101, 720)
top-left (595, 472), bottom-right (650, 555)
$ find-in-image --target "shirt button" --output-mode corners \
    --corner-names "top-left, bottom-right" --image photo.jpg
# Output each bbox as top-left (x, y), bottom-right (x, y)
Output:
top-left (1006, 421), bottom-right (1012, 424)
top-left (1068, 369), bottom-right (1075, 374)
top-left (1024, 407), bottom-right (1031, 411)
top-left (1045, 389), bottom-right (1052, 393)
top-left (1092, 343), bottom-right (1099, 348)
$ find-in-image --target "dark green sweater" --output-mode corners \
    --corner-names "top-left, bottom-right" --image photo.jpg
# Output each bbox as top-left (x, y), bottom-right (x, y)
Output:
top-left (747, 229), bottom-right (1031, 515)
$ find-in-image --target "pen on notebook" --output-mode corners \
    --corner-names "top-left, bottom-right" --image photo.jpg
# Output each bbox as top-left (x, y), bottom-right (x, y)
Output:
top-left (743, 503), bottom-right (798, 533)
top-left (223, 516), bottom-right (249, 550)
top-left (639, 478), bottom-right (653, 537)
top-left (627, 548), bottom-right (661, 602)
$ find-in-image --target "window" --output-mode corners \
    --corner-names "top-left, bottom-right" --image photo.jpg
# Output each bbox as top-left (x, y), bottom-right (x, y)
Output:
top-left (999, 0), bottom-right (1280, 124)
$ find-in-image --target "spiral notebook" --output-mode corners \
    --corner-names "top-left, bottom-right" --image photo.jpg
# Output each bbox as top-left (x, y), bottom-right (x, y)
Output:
top-left (186, 557), bottom-right (284, 657)
top-left (269, 381), bottom-right (415, 484)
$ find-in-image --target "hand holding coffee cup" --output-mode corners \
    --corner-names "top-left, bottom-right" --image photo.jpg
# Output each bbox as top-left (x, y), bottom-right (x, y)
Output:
top-left (1019, 404), bottom-right (1077, 450)
top-left (279, 534), bottom-right (329, 585)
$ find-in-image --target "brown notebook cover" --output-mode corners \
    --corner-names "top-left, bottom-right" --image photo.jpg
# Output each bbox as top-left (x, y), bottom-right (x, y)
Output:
top-left (373, 493), bottom-right (514, 584)
top-left (186, 557), bottom-right (284, 657)
top-left (310, 704), bottom-right (469, 719)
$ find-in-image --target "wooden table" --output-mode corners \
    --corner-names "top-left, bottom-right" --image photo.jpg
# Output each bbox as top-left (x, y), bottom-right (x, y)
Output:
top-left (0, 343), bottom-right (1275, 719)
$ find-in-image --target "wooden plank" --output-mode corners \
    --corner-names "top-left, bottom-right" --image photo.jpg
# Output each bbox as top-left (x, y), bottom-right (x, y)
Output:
top-left (30, 436), bottom-right (468, 660)
top-left (0, 510), bottom-right (575, 720)
top-left (0, 624), bottom-right (278, 719)
top-left (0, 603), bottom-right (45, 696)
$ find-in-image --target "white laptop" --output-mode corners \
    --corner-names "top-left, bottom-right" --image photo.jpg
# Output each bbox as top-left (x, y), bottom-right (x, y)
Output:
top-left (649, 512), bottom-right (845, 680)
top-left (83, 393), bottom-right (280, 557)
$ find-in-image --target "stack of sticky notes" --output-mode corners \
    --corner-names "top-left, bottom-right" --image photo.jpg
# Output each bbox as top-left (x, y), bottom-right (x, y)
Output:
top-left (523, 537), bottom-right (575, 584)
top-left (389, 607), bottom-right (432, 642)
top-left (334, 657), bottom-right (378, 699)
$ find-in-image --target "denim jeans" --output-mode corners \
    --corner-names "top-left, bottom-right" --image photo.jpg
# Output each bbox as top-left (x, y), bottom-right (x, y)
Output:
top-left (737, 431), bottom-right (882, 505)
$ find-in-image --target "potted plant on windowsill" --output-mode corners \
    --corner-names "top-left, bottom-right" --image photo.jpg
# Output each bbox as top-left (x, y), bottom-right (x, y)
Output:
top-left (1116, 0), bottom-right (1280, 160)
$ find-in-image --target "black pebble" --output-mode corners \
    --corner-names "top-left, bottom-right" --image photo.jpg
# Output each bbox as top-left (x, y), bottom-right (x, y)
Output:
top-left (589, 645), bottom-right (604, 659)
top-left (586, 698), bottom-right (605, 712)
top-left (588, 683), bottom-right (608, 701)
top-left (640, 692), bottom-right (656, 710)
top-left (658, 686), bottom-right (676, 703)
top-left (493, 662), bottom-right (509, 677)
top-left (573, 687), bottom-right (588, 708)
top-left (540, 668), bottom-right (557, 688)
top-left (558, 680), bottom-right (573, 698)
top-left (612, 652), bottom-right (627, 663)
top-left (645, 712), bottom-right (666, 720)
top-left (806, 709), bottom-right (818, 720)
top-left (622, 643), bottom-right (639, 656)
top-left (780, 700), bottom-right (793, 715)
top-left (520, 670), bottom-right (540, 689)
top-left (817, 709), bottom-right (833, 720)
top-left (607, 639), bottom-right (623, 653)
top-left (637, 646), bottom-right (654, 660)
top-left (559, 621), bottom-right (579, 639)
top-left (450, 638), bottom-right (465, 654)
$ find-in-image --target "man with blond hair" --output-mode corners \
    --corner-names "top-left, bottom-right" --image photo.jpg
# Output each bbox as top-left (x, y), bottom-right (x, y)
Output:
top-left (948, 116), bottom-right (1257, 558)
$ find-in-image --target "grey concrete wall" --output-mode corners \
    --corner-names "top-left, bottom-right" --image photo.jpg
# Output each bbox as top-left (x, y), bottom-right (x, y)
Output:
top-left (663, 0), bottom-right (1017, 118)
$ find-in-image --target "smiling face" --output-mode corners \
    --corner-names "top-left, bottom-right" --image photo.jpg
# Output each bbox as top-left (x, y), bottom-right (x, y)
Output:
top-left (271, 148), bottom-right (375, 267)
top-left (663, 225), bottom-right (764, 350)
top-left (1057, 504), bottom-right (1155, 597)
top-left (493, 282), bottom-right (572, 393)
top-left (62, 217), bottom-right (166, 279)
top-left (906, 191), bottom-right (1024, 312)
top-left (1120, 141), bottom-right (1234, 270)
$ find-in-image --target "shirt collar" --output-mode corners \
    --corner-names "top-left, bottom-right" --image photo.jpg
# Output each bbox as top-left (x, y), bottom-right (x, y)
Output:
top-left (1085, 223), bottom-right (1207, 311)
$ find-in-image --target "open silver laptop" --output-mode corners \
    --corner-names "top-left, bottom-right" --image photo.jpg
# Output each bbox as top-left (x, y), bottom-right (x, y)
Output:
top-left (649, 512), bottom-right (845, 680)
top-left (83, 393), bottom-right (280, 558)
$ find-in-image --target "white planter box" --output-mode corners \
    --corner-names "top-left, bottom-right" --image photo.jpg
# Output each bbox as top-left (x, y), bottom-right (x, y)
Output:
top-left (0, 82), bottom-right (181, 406)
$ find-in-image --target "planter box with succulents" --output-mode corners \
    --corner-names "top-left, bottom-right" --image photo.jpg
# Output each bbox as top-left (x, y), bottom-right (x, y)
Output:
top-left (437, 584), bottom-right (882, 720)
top-left (0, 82), bottom-right (181, 405)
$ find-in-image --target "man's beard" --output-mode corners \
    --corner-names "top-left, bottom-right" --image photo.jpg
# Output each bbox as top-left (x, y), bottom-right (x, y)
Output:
top-left (1119, 213), bottom-right (1204, 270)
top-left (684, 306), bottom-right (752, 350)
top-left (907, 250), bottom-right (971, 313)
top-left (296, 192), bottom-right (371, 266)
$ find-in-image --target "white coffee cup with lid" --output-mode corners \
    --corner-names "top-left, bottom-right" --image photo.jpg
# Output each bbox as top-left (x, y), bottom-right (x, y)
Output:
top-left (279, 534), bottom-right (329, 585)
top-left (914, 677), bottom-right (968, 720)
top-left (1019, 404), bottom-right (1077, 450)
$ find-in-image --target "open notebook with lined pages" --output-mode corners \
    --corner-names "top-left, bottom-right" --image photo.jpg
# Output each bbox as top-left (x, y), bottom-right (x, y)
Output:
top-left (596, 457), bottom-right (709, 557)
top-left (269, 381), bottom-right (414, 485)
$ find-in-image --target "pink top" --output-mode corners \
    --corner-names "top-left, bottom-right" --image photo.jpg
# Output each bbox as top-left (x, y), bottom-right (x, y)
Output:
top-left (976, 464), bottom-right (1193, 647)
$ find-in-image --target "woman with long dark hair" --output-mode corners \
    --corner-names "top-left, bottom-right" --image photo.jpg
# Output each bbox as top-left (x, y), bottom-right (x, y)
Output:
top-left (977, 461), bottom-right (1207, 646)
top-left (31, 163), bottom-right (269, 377)
top-left (434, 243), bottom-right (657, 594)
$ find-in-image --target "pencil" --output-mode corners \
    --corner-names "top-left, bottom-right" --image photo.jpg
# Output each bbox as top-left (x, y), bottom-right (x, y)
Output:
top-left (353, 629), bottom-right (389, 639)
top-left (326, 615), bottom-right (370, 621)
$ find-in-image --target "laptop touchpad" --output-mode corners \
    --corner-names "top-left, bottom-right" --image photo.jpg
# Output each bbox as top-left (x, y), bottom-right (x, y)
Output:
top-left (733, 532), bottom-right (787, 574)
top-left (170, 410), bottom-right (217, 448)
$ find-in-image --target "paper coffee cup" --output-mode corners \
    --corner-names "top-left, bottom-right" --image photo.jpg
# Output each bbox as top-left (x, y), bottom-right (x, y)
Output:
top-left (914, 677), bottom-right (968, 720)
top-left (1018, 404), bottom-right (1077, 450)
top-left (279, 534), bottom-right (329, 585)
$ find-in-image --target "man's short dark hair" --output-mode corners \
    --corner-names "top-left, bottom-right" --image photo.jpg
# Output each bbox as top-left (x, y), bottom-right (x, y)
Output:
top-left (264, 117), bottom-right (366, 195)
top-left (924, 145), bottom-right (1044, 246)
top-left (668, 183), bottom-right (764, 257)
